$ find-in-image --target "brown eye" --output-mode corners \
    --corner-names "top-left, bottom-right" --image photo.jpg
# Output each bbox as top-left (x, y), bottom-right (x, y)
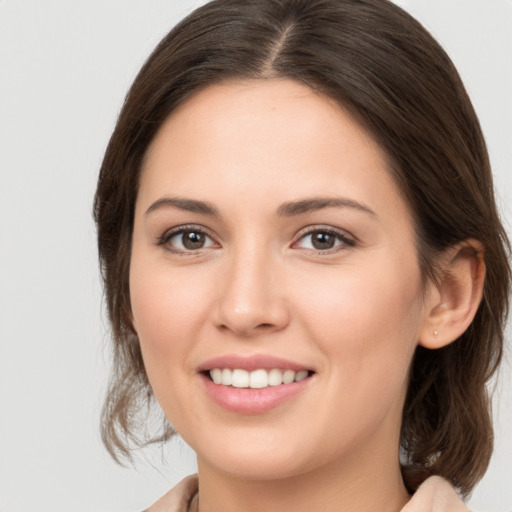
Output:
top-left (182, 230), bottom-right (206, 250)
top-left (162, 228), bottom-right (216, 252)
top-left (294, 228), bottom-right (354, 252)
top-left (311, 231), bottom-right (336, 250)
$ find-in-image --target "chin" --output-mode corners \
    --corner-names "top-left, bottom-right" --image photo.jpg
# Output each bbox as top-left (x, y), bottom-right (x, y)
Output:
top-left (186, 428), bottom-right (279, 475)
top-left (190, 424), bottom-right (340, 482)
top-left (201, 449), bottom-right (316, 482)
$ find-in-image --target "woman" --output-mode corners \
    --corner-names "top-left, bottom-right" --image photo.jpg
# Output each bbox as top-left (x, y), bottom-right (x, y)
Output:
top-left (94, 0), bottom-right (510, 510)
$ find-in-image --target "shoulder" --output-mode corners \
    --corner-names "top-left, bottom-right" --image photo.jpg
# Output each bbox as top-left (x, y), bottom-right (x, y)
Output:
top-left (402, 476), bottom-right (470, 512)
top-left (144, 474), bottom-right (198, 512)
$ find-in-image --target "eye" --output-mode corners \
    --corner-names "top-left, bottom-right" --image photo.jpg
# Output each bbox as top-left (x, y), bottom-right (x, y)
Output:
top-left (158, 226), bottom-right (217, 253)
top-left (294, 228), bottom-right (355, 252)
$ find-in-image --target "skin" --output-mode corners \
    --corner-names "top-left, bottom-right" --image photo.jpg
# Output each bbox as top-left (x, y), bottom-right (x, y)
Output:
top-left (130, 79), bottom-right (482, 512)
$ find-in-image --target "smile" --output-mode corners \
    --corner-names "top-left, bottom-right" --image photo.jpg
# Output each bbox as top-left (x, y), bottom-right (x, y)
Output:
top-left (209, 368), bottom-right (310, 388)
top-left (199, 356), bottom-right (315, 413)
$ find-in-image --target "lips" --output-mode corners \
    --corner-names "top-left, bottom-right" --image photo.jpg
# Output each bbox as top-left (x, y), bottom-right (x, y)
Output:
top-left (198, 354), bottom-right (315, 414)
top-left (198, 354), bottom-right (312, 373)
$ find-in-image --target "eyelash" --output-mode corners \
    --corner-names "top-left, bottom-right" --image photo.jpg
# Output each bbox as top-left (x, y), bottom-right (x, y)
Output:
top-left (292, 226), bottom-right (356, 254)
top-left (156, 224), bottom-right (218, 255)
top-left (156, 225), bottom-right (356, 255)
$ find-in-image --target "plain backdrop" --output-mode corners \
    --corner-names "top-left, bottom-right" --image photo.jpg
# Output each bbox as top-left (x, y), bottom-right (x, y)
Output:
top-left (0, 1), bottom-right (511, 511)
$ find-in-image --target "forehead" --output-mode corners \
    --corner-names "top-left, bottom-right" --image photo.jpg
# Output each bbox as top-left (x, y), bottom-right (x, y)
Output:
top-left (145, 78), bottom-right (383, 166)
top-left (139, 79), bottom-right (408, 224)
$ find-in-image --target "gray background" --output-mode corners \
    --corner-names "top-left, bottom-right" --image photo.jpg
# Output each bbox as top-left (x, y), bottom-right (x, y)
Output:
top-left (1, 1), bottom-right (510, 511)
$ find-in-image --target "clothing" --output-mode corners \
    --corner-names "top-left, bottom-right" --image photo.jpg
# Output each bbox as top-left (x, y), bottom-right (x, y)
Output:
top-left (143, 475), bottom-right (198, 512)
top-left (144, 474), bottom-right (475, 512)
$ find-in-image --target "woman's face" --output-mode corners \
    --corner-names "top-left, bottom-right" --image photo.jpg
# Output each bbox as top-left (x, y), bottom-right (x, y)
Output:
top-left (130, 79), bottom-right (434, 480)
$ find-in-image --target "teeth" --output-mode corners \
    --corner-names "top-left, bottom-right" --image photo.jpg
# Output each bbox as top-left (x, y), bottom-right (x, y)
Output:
top-left (268, 368), bottom-right (283, 386)
top-left (231, 369), bottom-right (249, 388)
top-left (208, 368), bottom-right (310, 388)
top-left (249, 369), bottom-right (268, 389)
top-left (295, 370), bottom-right (308, 382)
top-left (282, 369), bottom-right (295, 384)
top-left (221, 368), bottom-right (232, 386)
top-left (211, 368), bottom-right (222, 384)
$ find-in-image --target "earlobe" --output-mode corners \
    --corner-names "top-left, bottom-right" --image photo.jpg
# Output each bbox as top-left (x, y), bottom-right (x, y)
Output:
top-left (419, 239), bottom-right (485, 350)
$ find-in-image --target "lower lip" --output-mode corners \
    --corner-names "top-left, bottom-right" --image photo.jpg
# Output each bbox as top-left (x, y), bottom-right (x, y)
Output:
top-left (200, 374), bottom-right (312, 414)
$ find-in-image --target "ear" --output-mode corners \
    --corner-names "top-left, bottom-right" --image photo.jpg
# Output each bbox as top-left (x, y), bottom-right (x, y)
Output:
top-left (419, 239), bottom-right (485, 349)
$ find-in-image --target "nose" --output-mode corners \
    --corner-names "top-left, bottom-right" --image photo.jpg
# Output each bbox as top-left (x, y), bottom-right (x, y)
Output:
top-left (212, 246), bottom-right (290, 338)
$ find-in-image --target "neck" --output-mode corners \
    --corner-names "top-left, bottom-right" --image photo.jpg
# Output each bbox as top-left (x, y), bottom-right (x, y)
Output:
top-left (196, 442), bottom-right (409, 512)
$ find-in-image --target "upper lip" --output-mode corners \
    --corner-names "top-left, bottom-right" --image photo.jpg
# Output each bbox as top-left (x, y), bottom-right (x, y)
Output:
top-left (197, 354), bottom-right (313, 373)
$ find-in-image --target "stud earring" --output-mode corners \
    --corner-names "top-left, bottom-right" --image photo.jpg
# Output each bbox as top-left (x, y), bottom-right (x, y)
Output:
top-left (434, 330), bottom-right (439, 338)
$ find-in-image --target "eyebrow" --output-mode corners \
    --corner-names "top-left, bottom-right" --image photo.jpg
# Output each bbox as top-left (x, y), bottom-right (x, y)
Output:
top-left (276, 197), bottom-right (376, 217)
top-left (145, 195), bottom-right (376, 218)
top-left (145, 197), bottom-right (220, 217)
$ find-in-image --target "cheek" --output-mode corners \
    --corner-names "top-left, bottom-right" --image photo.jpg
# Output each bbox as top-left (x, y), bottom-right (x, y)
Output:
top-left (129, 261), bottom-right (212, 432)
top-left (131, 274), bottom-right (202, 339)
top-left (295, 257), bottom-right (423, 389)
top-left (129, 253), bottom-right (209, 380)
top-left (290, 261), bottom-right (423, 452)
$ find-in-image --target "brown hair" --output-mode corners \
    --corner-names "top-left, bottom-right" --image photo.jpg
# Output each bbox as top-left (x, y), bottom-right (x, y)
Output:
top-left (94, 0), bottom-right (510, 496)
